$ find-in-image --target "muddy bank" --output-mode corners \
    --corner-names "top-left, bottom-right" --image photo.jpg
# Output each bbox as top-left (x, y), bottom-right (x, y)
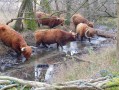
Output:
top-left (0, 51), bottom-right (66, 81)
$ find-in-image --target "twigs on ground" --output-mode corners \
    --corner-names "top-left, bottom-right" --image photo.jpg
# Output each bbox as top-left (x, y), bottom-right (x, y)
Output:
top-left (66, 55), bottom-right (93, 63)
top-left (0, 84), bottom-right (18, 90)
top-left (0, 76), bottom-right (51, 88)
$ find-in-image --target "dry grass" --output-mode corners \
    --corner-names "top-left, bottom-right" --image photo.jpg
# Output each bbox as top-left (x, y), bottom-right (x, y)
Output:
top-left (52, 45), bottom-right (118, 83)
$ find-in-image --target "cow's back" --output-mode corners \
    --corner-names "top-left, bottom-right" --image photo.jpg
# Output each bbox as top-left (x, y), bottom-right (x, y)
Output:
top-left (0, 24), bottom-right (26, 49)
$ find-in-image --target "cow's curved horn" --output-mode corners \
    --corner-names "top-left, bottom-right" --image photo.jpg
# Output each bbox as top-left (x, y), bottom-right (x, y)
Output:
top-left (57, 18), bottom-right (60, 20)
top-left (69, 30), bottom-right (73, 32)
top-left (85, 28), bottom-right (91, 38)
top-left (21, 47), bottom-right (26, 52)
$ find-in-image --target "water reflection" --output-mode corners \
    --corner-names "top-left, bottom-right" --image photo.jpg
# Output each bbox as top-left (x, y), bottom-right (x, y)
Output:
top-left (45, 65), bottom-right (54, 83)
top-left (59, 37), bottom-right (107, 55)
top-left (60, 41), bottom-right (79, 55)
top-left (34, 64), bottom-right (54, 83)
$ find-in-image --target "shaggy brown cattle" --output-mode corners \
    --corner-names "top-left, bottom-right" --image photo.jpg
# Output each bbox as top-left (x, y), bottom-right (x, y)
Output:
top-left (36, 11), bottom-right (64, 28)
top-left (34, 29), bottom-right (77, 49)
top-left (0, 24), bottom-right (32, 61)
top-left (76, 23), bottom-right (96, 42)
top-left (71, 14), bottom-right (94, 29)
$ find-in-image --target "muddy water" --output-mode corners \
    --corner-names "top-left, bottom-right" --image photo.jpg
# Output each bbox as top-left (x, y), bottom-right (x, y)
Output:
top-left (0, 36), bottom-right (113, 83)
top-left (33, 36), bottom-right (109, 83)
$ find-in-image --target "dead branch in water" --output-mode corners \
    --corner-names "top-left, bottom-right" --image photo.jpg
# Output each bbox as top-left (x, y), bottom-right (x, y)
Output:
top-left (72, 56), bottom-right (93, 63)
top-left (96, 29), bottom-right (116, 39)
top-left (66, 55), bottom-right (93, 63)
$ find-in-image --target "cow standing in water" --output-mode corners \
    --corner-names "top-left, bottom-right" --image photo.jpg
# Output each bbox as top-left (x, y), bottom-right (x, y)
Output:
top-left (34, 29), bottom-right (77, 49)
top-left (76, 23), bottom-right (96, 42)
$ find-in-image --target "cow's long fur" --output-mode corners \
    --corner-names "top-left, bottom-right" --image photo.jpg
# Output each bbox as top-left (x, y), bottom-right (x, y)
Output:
top-left (76, 23), bottom-right (96, 42)
top-left (0, 24), bottom-right (32, 61)
top-left (34, 29), bottom-right (77, 48)
top-left (71, 14), bottom-right (94, 29)
top-left (36, 11), bottom-right (64, 28)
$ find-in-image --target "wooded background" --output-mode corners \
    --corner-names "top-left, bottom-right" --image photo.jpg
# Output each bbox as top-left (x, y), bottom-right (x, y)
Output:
top-left (0, 0), bottom-right (117, 24)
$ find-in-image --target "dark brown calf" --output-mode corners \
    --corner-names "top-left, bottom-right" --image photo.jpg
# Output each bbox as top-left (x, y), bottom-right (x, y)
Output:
top-left (36, 11), bottom-right (64, 28)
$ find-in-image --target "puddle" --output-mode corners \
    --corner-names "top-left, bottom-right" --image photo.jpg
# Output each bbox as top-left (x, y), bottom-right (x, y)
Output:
top-left (60, 36), bottom-right (107, 56)
top-left (90, 37), bottom-right (107, 45)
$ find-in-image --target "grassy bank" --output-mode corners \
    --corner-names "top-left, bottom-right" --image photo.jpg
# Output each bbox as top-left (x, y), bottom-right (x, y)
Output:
top-left (52, 45), bottom-right (118, 83)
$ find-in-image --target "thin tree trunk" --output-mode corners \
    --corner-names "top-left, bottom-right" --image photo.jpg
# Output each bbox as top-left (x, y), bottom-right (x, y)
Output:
top-left (86, 0), bottom-right (91, 20)
top-left (66, 0), bottom-right (72, 25)
top-left (117, 0), bottom-right (119, 60)
top-left (24, 0), bottom-right (38, 31)
top-left (33, 0), bottom-right (36, 12)
top-left (40, 0), bottom-right (51, 13)
top-left (92, 0), bottom-right (98, 20)
top-left (14, 0), bottom-right (27, 31)
top-left (55, 0), bottom-right (60, 16)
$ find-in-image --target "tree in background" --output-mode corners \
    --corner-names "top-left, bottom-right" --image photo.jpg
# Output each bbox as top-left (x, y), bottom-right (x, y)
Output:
top-left (24, 0), bottom-right (38, 31)
top-left (54, 0), bottom-right (60, 16)
top-left (65, 0), bottom-right (72, 25)
top-left (14, 0), bottom-right (38, 31)
top-left (40, 0), bottom-right (51, 13)
top-left (14, 0), bottom-right (27, 31)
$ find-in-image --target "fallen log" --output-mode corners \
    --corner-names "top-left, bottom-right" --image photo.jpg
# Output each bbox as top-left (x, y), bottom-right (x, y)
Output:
top-left (0, 84), bottom-right (18, 90)
top-left (0, 80), bottom-right (11, 85)
top-left (88, 76), bottom-right (108, 83)
top-left (0, 76), bottom-right (51, 88)
top-left (0, 76), bottom-right (119, 90)
top-left (35, 85), bottom-right (101, 90)
top-left (96, 29), bottom-right (116, 39)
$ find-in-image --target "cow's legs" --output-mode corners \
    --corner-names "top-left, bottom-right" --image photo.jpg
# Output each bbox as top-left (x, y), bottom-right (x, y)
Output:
top-left (42, 42), bottom-right (48, 48)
